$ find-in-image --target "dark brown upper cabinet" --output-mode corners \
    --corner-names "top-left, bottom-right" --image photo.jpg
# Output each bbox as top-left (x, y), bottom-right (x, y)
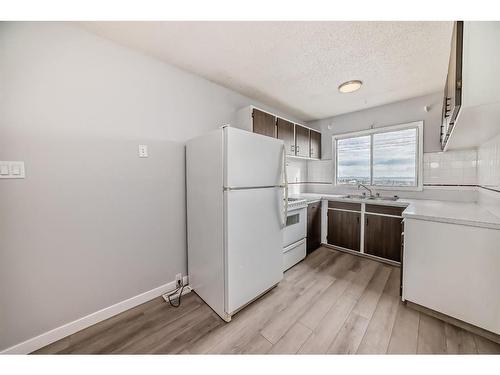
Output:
top-left (276, 118), bottom-right (295, 156)
top-left (441, 21), bottom-right (463, 149)
top-left (295, 125), bottom-right (310, 158)
top-left (364, 214), bottom-right (403, 262)
top-left (310, 130), bottom-right (321, 159)
top-left (245, 106), bottom-right (321, 160)
top-left (327, 206), bottom-right (361, 252)
top-left (252, 108), bottom-right (276, 138)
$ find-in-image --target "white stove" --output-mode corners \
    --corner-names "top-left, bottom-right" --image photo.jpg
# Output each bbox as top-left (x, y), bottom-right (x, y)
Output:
top-left (283, 197), bottom-right (308, 271)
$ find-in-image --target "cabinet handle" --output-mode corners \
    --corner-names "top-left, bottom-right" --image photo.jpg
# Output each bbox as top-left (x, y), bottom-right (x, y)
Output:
top-left (291, 145), bottom-right (295, 152)
top-left (296, 145), bottom-right (300, 152)
top-left (365, 217), bottom-right (368, 225)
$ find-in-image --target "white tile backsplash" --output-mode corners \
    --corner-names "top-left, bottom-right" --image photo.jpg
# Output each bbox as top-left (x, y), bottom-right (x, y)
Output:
top-left (286, 158), bottom-right (308, 184)
top-left (288, 148), bottom-right (484, 202)
top-left (307, 159), bottom-right (334, 183)
top-left (478, 132), bottom-right (500, 190)
top-left (288, 129), bottom-right (500, 212)
top-left (423, 149), bottom-right (477, 185)
top-left (305, 149), bottom-right (478, 188)
top-left (477, 132), bottom-right (500, 216)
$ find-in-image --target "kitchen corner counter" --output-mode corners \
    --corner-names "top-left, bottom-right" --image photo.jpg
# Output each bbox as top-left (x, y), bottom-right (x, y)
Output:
top-left (291, 193), bottom-right (500, 230)
top-left (402, 199), bottom-right (500, 230)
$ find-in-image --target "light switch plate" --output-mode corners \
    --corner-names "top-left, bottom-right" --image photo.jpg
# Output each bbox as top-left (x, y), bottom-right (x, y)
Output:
top-left (0, 161), bottom-right (25, 179)
top-left (138, 145), bottom-right (148, 158)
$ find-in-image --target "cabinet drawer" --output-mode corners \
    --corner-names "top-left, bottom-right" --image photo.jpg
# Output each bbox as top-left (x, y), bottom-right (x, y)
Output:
top-left (283, 239), bottom-right (306, 271)
top-left (328, 201), bottom-right (361, 211)
top-left (365, 204), bottom-right (404, 216)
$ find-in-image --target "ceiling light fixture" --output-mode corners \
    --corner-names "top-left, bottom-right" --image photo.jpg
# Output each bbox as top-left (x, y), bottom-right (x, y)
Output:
top-left (338, 80), bottom-right (363, 93)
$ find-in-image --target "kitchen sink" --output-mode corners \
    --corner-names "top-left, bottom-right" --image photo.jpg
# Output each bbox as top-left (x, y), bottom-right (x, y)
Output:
top-left (344, 194), bottom-right (399, 201)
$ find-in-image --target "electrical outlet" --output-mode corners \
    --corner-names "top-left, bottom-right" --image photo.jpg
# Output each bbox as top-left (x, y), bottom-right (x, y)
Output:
top-left (175, 273), bottom-right (183, 287)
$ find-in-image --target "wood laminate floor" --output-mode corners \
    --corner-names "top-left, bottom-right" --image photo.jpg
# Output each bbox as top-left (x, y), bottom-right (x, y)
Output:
top-left (34, 247), bottom-right (500, 354)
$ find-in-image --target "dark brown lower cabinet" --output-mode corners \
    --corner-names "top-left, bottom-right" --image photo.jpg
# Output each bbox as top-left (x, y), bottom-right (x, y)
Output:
top-left (327, 209), bottom-right (361, 251)
top-left (306, 201), bottom-right (321, 254)
top-left (364, 214), bottom-right (403, 262)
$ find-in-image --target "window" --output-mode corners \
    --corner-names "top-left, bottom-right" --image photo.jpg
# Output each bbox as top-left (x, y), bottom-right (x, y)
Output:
top-left (337, 135), bottom-right (371, 184)
top-left (333, 122), bottom-right (423, 190)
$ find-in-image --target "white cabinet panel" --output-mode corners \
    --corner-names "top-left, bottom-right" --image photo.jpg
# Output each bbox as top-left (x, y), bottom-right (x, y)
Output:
top-left (403, 218), bottom-right (500, 334)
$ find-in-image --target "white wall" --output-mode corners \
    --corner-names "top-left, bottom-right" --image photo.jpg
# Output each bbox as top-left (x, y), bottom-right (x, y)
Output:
top-left (308, 92), bottom-right (444, 159)
top-left (0, 22), bottom-right (302, 352)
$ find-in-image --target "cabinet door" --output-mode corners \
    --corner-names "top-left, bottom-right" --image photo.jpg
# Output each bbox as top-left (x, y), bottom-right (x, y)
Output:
top-left (277, 117), bottom-right (295, 156)
top-left (307, 202), bottom-right (321, 254)
top-left (310, 130), bottom-right (321, 159)
top-left (441, 21), bottom-right (463, 147)
top-left (448, 21), bottom-right (463, 123)
top-left (252, 109), bottom-right (276, 138)
top-left (295, 125), bottom-right (310, 158)
top-left (327, 209), bottom-right (361, 251)
top-left (364, 214), bottom-right (403, 262)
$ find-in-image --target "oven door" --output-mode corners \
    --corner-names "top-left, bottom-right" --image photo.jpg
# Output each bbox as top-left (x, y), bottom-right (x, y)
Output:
top-left (283, 207), bottom-right (307, 248)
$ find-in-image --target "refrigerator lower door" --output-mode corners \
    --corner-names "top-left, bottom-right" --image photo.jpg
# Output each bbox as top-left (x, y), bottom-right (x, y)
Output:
top-left (225, 187), bottom-right (284, 315)
top-left (224, 127), bottom-right (284, 189)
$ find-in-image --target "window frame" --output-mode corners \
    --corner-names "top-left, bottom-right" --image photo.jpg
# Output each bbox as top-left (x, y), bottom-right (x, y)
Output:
top-left (332, 121), bottom-right (424, 191)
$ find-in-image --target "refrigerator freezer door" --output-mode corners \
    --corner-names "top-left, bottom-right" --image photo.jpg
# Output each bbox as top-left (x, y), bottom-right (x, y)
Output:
top-left (224, 127), bottom-right (284, 189)
top-left (225, 187), bottom-right (284, 314)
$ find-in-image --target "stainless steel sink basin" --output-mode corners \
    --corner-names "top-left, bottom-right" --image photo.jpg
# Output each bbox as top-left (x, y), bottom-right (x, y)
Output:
top-left (344, 194), bottom-right (399, 201)
top-left (371, 196), bottom-right (399, 201)
top-left (344, 194), bottom-right (367, 199)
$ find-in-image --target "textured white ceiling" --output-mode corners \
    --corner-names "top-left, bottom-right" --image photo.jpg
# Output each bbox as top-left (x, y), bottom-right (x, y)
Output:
top-left (80, 21), bottom-right (453, 121)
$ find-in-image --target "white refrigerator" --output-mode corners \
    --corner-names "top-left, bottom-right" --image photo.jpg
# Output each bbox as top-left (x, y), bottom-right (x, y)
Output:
top-left (186, 126), bottom-right (287, 322)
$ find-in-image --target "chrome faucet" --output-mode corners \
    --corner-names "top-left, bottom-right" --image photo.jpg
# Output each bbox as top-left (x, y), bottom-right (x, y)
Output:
top-left (357, 183), bottom-right (374, 197)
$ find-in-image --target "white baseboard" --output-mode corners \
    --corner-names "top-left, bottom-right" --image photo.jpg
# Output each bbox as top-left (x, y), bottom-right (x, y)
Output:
top-left (0, 275), bottom-right (189, 354)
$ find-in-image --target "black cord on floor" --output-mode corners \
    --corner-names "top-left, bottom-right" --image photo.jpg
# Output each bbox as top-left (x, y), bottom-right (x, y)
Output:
top-left (167, 284), bottom-right (186, 308)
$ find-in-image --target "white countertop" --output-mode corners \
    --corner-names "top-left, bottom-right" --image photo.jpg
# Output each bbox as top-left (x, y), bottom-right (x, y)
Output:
top-left (292, 193), bottom-right (500, 230)
top-left (401, 199), bottom-right (500, 230)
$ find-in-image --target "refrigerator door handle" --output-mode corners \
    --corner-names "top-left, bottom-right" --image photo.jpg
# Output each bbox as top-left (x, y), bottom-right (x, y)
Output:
top-left (281, 144), bottom-right (288, 228)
